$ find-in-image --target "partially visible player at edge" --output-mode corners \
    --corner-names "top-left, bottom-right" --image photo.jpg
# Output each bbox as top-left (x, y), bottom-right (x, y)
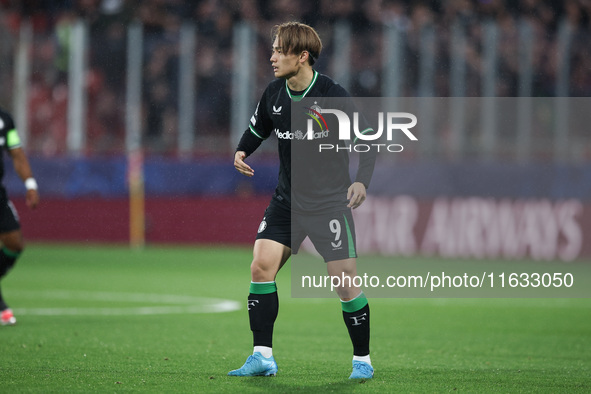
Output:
top-left (0, 106), bottom-right (39, 326)
top-left (229, 22), bottom-right (375, 379)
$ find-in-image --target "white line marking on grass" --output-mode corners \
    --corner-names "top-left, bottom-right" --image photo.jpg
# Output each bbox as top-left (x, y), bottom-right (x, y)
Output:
top-left (12, 290), bottom-right (240, 316)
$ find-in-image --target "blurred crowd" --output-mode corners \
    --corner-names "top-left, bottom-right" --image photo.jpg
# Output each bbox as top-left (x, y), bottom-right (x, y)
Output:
top-left (0, 0), bottom-right (590, 156)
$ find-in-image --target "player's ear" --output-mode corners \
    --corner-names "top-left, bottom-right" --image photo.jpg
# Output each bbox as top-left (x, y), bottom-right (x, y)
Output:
top-left (300, 51), bottom-right (310, 65)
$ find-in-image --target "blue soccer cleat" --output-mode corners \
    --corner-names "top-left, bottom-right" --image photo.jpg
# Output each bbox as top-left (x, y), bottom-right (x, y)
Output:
top-left (349, 360), bottom-right (374, 379)
top-left (228, 352), bottom-right (278, 377)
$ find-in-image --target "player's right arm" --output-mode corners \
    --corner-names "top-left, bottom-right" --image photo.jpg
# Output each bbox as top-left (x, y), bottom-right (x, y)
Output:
top-left (234, 150), bottom-right (254, 177)
top-left (234, 90), bottom-right (272, 177)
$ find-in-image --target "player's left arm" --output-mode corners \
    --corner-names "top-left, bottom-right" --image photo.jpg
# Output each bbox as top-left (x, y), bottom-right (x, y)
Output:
top-left (8, 147), bottom-right (39, 210)
top-left (351, 146), bottom-right (376, 209)
top-left (347, 181), bottom-right (367, 209)
top-left (326, 84), bottom-right (377, 209)
top-left (341, 93), bottom-right (377, 209)
top-left (348, 147), bottom-right (376, 209)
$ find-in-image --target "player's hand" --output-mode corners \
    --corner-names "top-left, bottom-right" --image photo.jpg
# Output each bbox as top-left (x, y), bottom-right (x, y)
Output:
top-left (234, 151), bottom-right (254, 177)
top-left (26, 189), bottom-right (39, 210)
top-left (347, 182), bottom-right (366, 209)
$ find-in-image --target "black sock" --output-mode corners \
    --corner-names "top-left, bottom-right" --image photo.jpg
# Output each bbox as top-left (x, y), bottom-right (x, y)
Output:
top-left (0, 286), bottom-right (7, 311)
top-left (342, 294), bottom-right (370, 356)
top-left (0, 247), bottom-right (20, 311)
top-left (248, 282), bottom-right (279, 348)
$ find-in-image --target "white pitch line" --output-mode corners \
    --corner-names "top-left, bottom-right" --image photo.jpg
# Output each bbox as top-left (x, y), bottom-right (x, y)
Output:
top-left (11, 290), bottom-right (241, 316)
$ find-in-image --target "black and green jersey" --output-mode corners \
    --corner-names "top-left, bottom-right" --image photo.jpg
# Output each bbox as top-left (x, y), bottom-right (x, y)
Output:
top-left (0, 107), bottom-right (21, 183)
top-left (237, 71), bottom-right (376, 213)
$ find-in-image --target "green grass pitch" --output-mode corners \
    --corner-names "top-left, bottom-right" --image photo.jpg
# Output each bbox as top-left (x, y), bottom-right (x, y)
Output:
top-left (0, 244), bottom-right (589, 392)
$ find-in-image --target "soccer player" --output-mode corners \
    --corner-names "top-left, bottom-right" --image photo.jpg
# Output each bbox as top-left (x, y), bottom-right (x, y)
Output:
top-left (0, 106), bottom-right (39, 326)
top-left (229, 22), bottom-right (376, 379)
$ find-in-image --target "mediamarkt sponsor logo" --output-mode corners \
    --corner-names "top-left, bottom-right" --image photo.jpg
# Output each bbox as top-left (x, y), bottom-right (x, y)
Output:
top-left (274, 129), bottom-right (294, 140)
top-left (274, 128), bottom-right (330, 140)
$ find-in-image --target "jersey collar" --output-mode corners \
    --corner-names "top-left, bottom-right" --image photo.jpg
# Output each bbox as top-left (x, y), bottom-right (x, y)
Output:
top-left (286, 70), bottom-right (318, 102)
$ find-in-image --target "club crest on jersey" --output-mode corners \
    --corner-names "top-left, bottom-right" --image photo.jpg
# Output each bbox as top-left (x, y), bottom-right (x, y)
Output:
top-left (305, 102), bottom-right (328, 133)
top-left (300, 102), bottom-right (330, 140)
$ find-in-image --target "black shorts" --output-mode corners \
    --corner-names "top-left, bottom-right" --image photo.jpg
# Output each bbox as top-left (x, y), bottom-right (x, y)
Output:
top-left (0, 188), bottom-right (20, 233)
top-left (256, 197), bottom-right (357, 262)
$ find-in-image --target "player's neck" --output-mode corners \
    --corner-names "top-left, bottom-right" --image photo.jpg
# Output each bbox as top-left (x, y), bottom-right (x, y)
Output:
top-left (285, 66), bottom-right (314, 92)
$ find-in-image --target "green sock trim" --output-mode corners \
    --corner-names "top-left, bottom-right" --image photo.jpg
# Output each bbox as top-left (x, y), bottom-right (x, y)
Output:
top-left (341, 292), bottom-right (368, 313)
top-left (250, 281), bottom-right (277, 295)
top-left (1, 247), bottom-right (21, 258)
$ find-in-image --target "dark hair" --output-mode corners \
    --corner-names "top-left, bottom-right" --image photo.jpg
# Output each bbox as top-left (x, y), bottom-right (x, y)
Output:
top-left (272, 22), bottom-right (323, 65)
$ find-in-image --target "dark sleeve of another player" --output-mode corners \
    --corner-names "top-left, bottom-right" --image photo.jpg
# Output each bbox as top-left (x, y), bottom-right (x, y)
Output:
top-left (236, 89), bottom-right (272, 158)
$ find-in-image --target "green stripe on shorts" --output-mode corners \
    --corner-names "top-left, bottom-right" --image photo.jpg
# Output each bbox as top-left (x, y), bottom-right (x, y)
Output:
top-left (343, 214), bottom-right (356, 258)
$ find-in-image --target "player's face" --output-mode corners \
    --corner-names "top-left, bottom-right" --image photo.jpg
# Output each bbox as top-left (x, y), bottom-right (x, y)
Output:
top-left (270, 37), bottom-right (301, 79)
